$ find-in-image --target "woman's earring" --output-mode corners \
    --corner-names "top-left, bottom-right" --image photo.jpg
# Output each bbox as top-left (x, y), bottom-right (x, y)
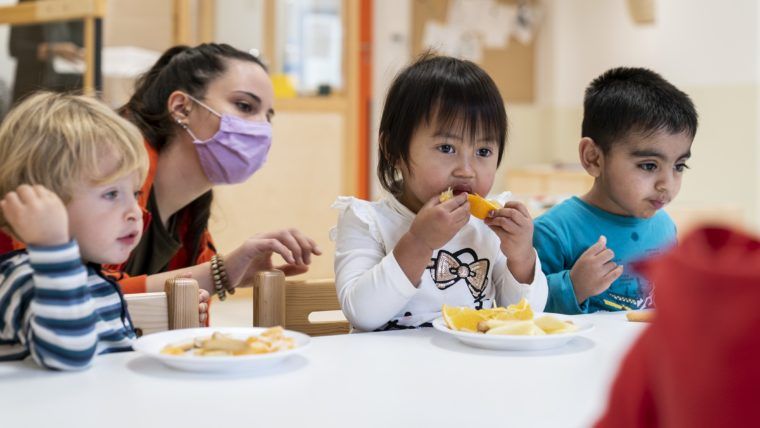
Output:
top-left (175, 118), bottom-right (188, 129)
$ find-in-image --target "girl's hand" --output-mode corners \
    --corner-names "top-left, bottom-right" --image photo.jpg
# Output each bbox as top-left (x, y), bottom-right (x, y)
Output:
top-left (570, 236), bottom-right (624, 304)
top-left (0, 185), bottom-right (69, 247)
top-left (407, 193), bottom-right (470, 251)
top-left (224, 228), bottom-right (322, 287)
top-left (484, 201), bottom-right (536, 283)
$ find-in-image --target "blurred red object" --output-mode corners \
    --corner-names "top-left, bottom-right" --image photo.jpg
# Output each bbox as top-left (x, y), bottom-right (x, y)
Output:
top-left (596, 226), bottom-right (760, 428)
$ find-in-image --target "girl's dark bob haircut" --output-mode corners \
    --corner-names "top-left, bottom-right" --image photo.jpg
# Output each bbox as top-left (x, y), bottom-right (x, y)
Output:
top-left (377, 53), bottom-right (507, 196)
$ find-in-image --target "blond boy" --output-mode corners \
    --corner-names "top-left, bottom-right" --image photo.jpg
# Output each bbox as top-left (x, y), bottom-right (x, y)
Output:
top-left (0, 92), bottom-right (148, 370)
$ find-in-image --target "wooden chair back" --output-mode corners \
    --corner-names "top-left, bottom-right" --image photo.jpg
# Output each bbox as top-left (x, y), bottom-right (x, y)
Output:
top-left (124, 278), bottom-right (200, 337)
top-left (253, 270), bottom-right (350, 336)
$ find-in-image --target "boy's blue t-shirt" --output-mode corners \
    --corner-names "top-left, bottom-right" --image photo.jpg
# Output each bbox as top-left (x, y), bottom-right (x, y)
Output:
top-left (533, 196), bottom-right (676, 314)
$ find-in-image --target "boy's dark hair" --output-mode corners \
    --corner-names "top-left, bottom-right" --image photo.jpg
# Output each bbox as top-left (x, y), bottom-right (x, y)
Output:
top-left (377, 53), bottom-right (507, 196)
top-left (119, 43), bottom-right (266, 267)
top-left (582, 67), bottom-right (698, 152)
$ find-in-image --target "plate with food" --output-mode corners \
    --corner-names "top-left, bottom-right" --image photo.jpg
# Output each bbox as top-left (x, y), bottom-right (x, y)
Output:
top-left (132, 326), bottom-right (310, 372)
top-left (432, 299), bottom-right (593, 351)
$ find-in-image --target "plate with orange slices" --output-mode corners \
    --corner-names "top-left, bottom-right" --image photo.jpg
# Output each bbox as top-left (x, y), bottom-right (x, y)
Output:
top-left (433, 299), bottom-right (593, 351)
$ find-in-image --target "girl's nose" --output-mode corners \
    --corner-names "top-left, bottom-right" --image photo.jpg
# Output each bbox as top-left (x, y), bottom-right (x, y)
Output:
top-left (453, 156), bottom-right (475, 177)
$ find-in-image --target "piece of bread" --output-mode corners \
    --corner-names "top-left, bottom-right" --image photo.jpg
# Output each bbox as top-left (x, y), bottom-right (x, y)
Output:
top-left (626, 310), bottom-right (655, 322)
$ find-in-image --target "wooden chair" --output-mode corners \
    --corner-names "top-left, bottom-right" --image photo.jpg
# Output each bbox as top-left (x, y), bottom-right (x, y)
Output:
top-left (124, 278), bottom-right (200, 337)
top-left (253, 270), bottom-right (350, 336)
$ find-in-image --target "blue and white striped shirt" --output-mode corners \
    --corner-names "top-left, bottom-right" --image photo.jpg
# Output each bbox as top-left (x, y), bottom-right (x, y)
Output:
top-left (0, 241), bottom-right (135, 370)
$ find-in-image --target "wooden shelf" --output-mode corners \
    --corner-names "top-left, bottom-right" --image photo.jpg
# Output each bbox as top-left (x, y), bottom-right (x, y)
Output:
top-left (0, 0), bottom-right (106, 25)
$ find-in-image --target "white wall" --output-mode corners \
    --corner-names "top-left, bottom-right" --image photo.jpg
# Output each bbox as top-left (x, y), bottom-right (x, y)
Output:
top-left (544, 0), bottom-right (757, 108)
top-left (215, 0), bottom-right (264, 53)
top-left (370, 0), bottom-right (411, 199)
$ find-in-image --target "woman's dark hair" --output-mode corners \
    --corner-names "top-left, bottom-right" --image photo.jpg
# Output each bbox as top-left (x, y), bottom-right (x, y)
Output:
top-left (582, 67), bottom-right (698, 152)
top-left (120, 43), bottom-right (266, 263)
top-left (377, 53), bottom-right (507, 196)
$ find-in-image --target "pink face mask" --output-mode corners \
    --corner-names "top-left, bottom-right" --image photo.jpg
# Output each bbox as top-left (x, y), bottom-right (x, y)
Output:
top-left (181, 95), bottom-right (272, 184)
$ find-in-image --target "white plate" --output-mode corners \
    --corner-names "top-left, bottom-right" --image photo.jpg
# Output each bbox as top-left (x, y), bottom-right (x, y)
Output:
top-left (432, 314), bottom-right (593, 351)
top-left (132, 327), bottom-right (310, 372)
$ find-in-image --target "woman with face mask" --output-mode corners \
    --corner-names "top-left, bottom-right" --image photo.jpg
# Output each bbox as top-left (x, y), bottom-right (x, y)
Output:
top-left (113, 44), bottom-right (321, 300)
top-left (0, 44), bottom-right (320, 316)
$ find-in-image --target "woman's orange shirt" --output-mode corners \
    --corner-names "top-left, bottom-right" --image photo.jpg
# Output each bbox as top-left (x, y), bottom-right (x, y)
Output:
top-left (106, 140), bottom-right (217, 293)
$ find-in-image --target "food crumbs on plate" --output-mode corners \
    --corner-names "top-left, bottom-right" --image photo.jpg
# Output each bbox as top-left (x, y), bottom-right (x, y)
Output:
top-left (160, 326), bottom-right (296, 357)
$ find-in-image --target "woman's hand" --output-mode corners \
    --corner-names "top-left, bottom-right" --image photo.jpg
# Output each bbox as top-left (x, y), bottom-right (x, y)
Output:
top-left (38, 42), bottom-right (84, 62)
top-left (0, 185), bottom-right (69, 247)
top-left (198, 288), bottom-right (210, 325)
top-left (224, 229), bottom-right (322, 288)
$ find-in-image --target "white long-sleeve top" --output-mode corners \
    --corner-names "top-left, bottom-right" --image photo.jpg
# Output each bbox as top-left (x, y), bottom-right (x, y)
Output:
top-left (332, 195), bottom-right (548, 331)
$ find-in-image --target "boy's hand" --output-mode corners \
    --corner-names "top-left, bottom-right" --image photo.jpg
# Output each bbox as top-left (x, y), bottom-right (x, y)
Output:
top-left (408, 193), bottom-right (470, 251)
top-left (0, 185), bottom-right (69, 247)
top-left (484, 201), bottom-right (536, 283)
top-left (570, 235), bottom-right (624, 304)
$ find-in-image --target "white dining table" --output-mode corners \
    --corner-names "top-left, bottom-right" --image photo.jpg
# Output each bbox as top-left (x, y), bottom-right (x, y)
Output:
top-left (0, 312), bottom-right (646, 428)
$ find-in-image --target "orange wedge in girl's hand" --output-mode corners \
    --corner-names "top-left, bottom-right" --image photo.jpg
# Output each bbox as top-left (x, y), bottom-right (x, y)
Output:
top-left (439, 187), bottom-right (455, 202)
top-left (467, 194), bottom-right (502, 219)
top-left (439, 188), bottom-right (501, 220)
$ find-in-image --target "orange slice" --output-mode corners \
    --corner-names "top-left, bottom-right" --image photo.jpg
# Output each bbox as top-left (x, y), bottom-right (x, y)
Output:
top-left (501, 298), bottom-right (534, 321)
top-left (476, 307), bottom-right (507, 317)
top-left (442, 304), bottom-right (487, 332)
top-left (439, 187), bottom-right (455, 202)
top-left (467, 193), bottom-right (501, 219)
top-left (439, 188), bottom-right (501, 219)
top-left (534, 315), bottom-right (578, 334)
top-left (486, 320), bottom-right (546, 336)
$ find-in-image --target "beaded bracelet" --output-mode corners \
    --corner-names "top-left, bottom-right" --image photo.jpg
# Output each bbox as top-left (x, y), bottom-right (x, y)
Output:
top-left (210, 254), bottom-right (233, 300)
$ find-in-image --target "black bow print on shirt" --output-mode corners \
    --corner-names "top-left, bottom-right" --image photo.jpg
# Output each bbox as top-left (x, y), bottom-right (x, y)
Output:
top-left (427, 248), bottom-right (490, 305)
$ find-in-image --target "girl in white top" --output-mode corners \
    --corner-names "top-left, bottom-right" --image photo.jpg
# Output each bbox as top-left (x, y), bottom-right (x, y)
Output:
top-left (333, 55), bottom-right (548, 331)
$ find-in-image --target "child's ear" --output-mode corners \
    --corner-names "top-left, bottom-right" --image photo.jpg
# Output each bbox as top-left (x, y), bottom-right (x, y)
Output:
top-left (395, 158), bottom-right (411, 178)
top-left (579, 137), bottom-right (603, 178)
top-left (166, 91), bottom-right (193, 122)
